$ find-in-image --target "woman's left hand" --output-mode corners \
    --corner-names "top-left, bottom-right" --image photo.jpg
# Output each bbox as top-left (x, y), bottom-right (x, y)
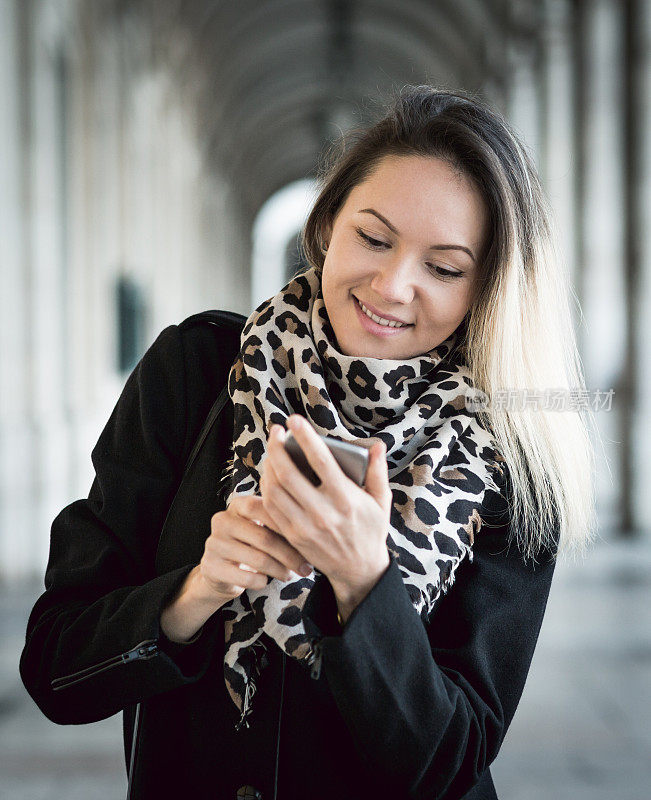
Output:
top-left (259, 414), bottom-right (393, 609)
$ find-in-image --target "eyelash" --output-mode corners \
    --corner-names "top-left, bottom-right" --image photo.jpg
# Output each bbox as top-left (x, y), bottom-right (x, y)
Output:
top-left (355, 228), bottom-right (462, 279)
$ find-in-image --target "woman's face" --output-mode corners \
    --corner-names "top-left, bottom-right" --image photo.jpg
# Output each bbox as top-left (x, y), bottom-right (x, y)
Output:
top-left (320, 154), bottom-right (489, 359)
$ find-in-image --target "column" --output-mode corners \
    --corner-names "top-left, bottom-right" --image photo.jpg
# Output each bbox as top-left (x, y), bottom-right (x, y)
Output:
top-left (574, 0), bottom-right (627, 535)
top-left (0, 0), bottom-right (34, 580)
top-left (628, 0), bottom-right (651, 538)
top-left (540, 0), bottom-right (578, 293)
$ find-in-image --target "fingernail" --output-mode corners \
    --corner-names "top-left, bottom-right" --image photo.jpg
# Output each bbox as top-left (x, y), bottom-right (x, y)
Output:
top-left (299, 562), bottom-right (313, 577)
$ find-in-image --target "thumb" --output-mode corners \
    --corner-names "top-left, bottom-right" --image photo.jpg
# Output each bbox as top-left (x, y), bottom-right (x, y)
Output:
top-left (364, 441), bottom-right (388, 501)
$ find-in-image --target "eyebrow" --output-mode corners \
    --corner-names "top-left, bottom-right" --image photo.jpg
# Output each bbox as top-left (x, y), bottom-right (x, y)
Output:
top-left (357, 208), bottom-right (476, 263)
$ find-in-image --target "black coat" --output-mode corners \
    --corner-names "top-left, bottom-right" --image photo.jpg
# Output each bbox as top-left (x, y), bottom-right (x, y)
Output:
top-left (20, 311), bottom-right (559, 800)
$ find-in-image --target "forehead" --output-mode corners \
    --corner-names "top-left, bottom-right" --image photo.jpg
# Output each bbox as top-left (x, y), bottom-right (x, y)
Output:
top-left (342, 155), bottom-right (488, 245)
top-left (352, 155), bottom-right (476, 203)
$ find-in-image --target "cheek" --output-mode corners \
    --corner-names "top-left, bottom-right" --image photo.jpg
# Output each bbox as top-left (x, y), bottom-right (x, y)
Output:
top-left (328, 239), bottom-right (372, 280)
top-left (424, 283), bottom-right (472, 324)
top-left (455, 282), bottom-right (475, 317)
top-left (322, 255), bottom-right (363, 307)
top-left (320, 270), bottom-right (335, 314)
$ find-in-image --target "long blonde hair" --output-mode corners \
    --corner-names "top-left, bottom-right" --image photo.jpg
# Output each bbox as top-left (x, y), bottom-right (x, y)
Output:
top-left (301, 84), bottom-right (598, 562)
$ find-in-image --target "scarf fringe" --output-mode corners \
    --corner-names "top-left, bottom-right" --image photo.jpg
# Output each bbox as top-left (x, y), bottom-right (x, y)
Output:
top-left (419, 541), bottom-right (474, 624)
top-left (233, 637), bottom-right (269, 731)
top-left (217, 448), bottom-right (237, 505)
top-left (234, 677), bottom-right (256, 731)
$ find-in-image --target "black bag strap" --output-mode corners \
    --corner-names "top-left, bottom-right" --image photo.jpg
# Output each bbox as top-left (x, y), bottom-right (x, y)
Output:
top-left (185, 383), bottom-right (231, 474)
top-left (175, 310), bottom-right (243, 477)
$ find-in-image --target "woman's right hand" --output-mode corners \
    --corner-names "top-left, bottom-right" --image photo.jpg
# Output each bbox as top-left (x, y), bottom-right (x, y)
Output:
top-left (196, 494), bottom-right (313, 603)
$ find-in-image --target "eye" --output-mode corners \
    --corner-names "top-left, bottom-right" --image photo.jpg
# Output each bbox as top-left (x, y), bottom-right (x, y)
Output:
top-left (428, 264), bottom-right (463, 279)
top-left (356, 228), bottom-right (389, 250)
top-left (356, 227), bottom-right (463, 279)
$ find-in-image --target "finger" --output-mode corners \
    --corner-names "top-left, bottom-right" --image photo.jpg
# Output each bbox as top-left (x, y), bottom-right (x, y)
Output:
top-left (230, 494), bottom-right (279, 533)
top-left (252, 529), bottom-right (313, 577)
top-left (244, 485), bottom-right (295, 549)
top-left (212, 536), bottom-right (294, 582)
top-left (261, 457), bottom-right (308, 537)
top-left (213, 561), bottom-right (269, 592)
top-left (245, 520), bottom-right (313, 576)
top-left (227, 495), bottom-right (313, 575)
top-left (266, 422), bottom-right (322, 502)
top-left (283, 416), bottom-right (350, 499)
top-left (364, 440), bottom-right (391, 505)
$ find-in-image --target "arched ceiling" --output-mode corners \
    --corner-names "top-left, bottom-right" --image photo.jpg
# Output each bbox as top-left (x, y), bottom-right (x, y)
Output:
top-left (104, 0), bottom-right (540, 221)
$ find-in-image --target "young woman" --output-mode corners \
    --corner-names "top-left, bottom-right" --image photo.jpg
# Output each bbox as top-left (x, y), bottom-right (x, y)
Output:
top-left (20, 85), bottom-right (596, 800)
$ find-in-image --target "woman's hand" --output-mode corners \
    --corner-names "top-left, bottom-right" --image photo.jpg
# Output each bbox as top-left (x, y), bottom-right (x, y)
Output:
top-left (162, 496), bottom-right (312, 643)
top-left (259, 415), bottom-right (393, 615)
top-left (196, 495), bottom-right (314, 603)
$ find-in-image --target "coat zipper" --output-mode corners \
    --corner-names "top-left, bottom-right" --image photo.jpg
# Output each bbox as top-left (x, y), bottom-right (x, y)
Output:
top-left (50, 639), bottom-right (159, 691)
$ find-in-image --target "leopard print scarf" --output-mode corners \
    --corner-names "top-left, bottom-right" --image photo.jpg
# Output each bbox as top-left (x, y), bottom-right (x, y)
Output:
top-left (218, 264), bottom-right (505, 731)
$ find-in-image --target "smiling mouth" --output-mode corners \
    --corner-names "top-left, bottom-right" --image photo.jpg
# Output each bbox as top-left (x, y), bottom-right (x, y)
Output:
top-left (353, 295), bottom-right (413, 328)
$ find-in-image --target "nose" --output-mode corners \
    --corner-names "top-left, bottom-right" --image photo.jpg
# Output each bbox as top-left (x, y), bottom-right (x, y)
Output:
top-left (369, 256), bottom-right (416, 305)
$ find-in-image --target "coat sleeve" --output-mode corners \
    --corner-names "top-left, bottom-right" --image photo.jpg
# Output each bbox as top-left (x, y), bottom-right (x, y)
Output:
top-left (19, 324), bottom-right (226, 725)
top-left (301, 515), bottom-right (559, 800)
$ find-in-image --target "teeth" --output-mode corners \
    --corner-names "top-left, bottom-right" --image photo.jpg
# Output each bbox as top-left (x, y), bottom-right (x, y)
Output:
top-left (359, 299), bottom-right (407, 327)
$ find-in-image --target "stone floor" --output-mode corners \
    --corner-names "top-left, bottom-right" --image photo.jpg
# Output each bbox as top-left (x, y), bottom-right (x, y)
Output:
top-left (1, 537), bottom-right (650, 800)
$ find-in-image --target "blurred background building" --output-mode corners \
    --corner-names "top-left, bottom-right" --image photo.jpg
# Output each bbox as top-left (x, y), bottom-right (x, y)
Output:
top-left (1, 0), bottom-right (649, 798)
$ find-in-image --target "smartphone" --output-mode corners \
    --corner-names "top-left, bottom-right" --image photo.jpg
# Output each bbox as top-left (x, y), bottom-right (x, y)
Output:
top-left (283, 430), bottom-right (370, 487)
